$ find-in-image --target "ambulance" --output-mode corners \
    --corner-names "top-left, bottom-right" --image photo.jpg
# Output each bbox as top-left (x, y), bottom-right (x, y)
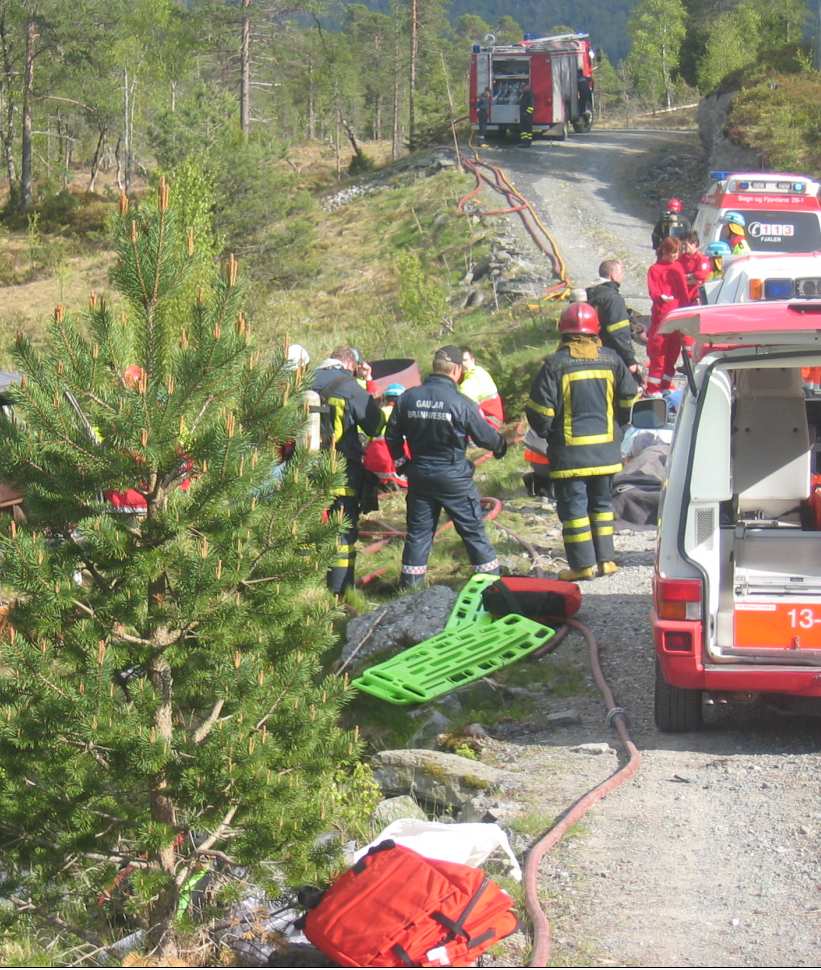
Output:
top-left (692, 171), bottom-right (821, 254)
top-left (650, 300), bottom-right (821, 731)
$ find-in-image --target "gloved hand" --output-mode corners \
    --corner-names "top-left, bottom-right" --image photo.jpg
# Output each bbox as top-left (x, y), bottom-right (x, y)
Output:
top-left (493, 438), bottom-right (508, 460)
top-left (629, 363), bottom-right (645, 386)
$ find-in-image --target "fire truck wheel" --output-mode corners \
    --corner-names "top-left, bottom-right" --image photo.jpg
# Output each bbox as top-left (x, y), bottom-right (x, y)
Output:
top-left (654, 659), bottom-right (703, 732)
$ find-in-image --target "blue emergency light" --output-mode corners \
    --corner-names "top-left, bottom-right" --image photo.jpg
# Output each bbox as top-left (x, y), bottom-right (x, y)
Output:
top-left (764, 279), bottom-right (795, 300)
top-left (709, 171), bottom-right (731, 183)
top-left (793, 182), bottom-right (805, 192)
top-left (473, 44), bottom-right (480, 52)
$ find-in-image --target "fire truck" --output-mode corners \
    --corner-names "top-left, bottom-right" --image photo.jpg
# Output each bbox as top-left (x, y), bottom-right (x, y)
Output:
top-left (469, 32), bottom-right (595, 141)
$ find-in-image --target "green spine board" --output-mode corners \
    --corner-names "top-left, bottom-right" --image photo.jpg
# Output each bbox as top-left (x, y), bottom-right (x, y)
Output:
top-left (444, 572), bottom-right (498, 630)
top-left (352, 614), bottom-right (555, 705)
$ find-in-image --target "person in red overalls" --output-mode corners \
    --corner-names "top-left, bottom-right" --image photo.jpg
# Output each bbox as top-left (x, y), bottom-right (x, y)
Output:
top-left (646, 237), bottom-right (690, 395)
top-left (677, 231), bottom-right (712, 305)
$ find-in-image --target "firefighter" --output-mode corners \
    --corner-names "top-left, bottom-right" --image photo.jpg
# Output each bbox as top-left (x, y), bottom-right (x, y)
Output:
top-left (706, 240), bottom-right (731, 280)
top-left (460, 348), bottom-right (504, 430)
top-left (722, 210), bottom-right (751, 255)
top-left (386, 345), bottom-right (507, 588)
top-left (312, 346), bottom-right (385, 596)
top-left (526, 303), bottom-right (637, 581)
top-left (518, 84), bottom-right (534, 146)
top-left (477, 86), bottom-right (492, 144)
top-left (645, 237), bottom-right (690, 395)
top-left (576, 69), bottom-right (593, 118)
top-left (586, 259), bottom-right (642, 382)
top-left (677, 232), bottom-right (712, 303)
top-left (651, 197), bottom-right (690, 250)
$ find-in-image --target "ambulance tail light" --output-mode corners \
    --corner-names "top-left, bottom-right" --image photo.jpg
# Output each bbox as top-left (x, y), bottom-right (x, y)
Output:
top-left (655, 577), bottom-right (702, 621)
top-left (749, 278), bottom-right (763, 300)
top-left (763, 278), bottom-right (795, 300)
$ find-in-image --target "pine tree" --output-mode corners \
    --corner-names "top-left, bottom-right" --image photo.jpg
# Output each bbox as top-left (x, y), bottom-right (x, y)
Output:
top-left (0, 178), bottom-right (367, 957)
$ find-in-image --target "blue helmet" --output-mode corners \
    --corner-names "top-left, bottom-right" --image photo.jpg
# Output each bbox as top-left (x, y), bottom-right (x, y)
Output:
top-left (722, 211), bottom-right (746, 228)
top-left (706, 241), bottom-right (731, 257)
top-left (384, 382), bottom-right (405, 399)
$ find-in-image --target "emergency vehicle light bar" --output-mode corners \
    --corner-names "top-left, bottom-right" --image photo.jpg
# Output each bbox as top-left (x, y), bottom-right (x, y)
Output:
top-left (731, 179), bottom-right (806, 193)
top-left (709, 171), bottom-right (730, 182)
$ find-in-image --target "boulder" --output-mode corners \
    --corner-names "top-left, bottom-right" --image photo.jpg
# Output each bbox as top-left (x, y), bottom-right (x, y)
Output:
top-left (372, 748), bottom-right (504, 811)
top-left (341, 585), bottom-right (457, 669)
top-left (371, 794), bottom-right (428, 828)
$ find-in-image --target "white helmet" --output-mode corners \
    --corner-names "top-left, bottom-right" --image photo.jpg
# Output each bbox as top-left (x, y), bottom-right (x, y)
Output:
top-left (286, 343), bottom-right (310, 367)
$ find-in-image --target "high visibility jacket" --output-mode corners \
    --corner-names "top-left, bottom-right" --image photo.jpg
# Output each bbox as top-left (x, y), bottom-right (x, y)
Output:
top-left (386, 373), bottom-right (505, 496)
top-left (525, 342), bottom-right (638, 479)
top-left (731, 236), bottom-right (751, 256)
top-left (586, 280), bottom-right (636, 368)
top-left (312, 363), bottom-right (384, 494)
top-left (647, 259), bottom-right (690, 330)
top-left (460, 364), bottom-right (505, 430)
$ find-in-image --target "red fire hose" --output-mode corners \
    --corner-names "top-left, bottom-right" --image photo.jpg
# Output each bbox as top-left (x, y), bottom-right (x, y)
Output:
top-left (523, 616), bottom-right (641, 967)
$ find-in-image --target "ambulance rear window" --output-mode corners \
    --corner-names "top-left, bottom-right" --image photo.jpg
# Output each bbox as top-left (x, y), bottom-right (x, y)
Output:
top-left (726, 211), bottom-right (821, 252)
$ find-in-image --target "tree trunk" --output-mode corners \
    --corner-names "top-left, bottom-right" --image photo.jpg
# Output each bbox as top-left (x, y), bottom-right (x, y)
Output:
top-left (392, 10), bottom-right (401, 160)
top-left (122, 68), bottom-right (131, 192)
top-left (307, 59), bottom-right (316, 139)
top-left (170, 79), bottom-right (177, 114)
top-left (88, 127), bottom-right (105, 193)
top-left (0, 7), bottom-right (17, 189)
top-left (334, 105), bottom-right (341, 178)
top-left (19, 16), bottom-right (36, 213)
top-left (408, 0), bottom-right (418, 149)
top-left (147, 650), bottom-right (180, 959)
top-left (240, 0), bottom-right (251, 137)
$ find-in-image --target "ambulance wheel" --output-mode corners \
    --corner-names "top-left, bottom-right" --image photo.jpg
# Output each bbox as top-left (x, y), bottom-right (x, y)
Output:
top-left (654, 659), bottom-right (703, 732)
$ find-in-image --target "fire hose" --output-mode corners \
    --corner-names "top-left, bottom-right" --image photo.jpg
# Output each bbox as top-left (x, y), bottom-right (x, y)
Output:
top-left (457, 138), bottom-right (571, 302)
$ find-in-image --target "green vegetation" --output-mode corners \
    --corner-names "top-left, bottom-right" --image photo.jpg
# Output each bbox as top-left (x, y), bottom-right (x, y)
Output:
top-left (0, 181), bottom-right (375, 958)
top-left (727, 71), bottom-right (821, 174)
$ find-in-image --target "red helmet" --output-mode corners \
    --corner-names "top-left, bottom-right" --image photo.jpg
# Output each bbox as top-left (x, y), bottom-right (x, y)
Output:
top-left (666, 197), bottom-right (684, 213)
top-left (697, 255), bottom-right (712, 278)
top-left (559, 302), bottom-right (600, 336)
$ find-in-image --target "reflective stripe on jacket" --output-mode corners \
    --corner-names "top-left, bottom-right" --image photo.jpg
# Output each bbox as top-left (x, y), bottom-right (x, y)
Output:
top-left (312, 364), bottom-right (384, 492)
top-left (525, 343), bottom-right (638, 479)
top-left (586, 280), bottom-right (636, 368)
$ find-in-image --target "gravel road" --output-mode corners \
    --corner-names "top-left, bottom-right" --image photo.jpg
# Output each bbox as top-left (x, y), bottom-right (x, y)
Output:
top-left (475, 129), bottom-right (821, 967)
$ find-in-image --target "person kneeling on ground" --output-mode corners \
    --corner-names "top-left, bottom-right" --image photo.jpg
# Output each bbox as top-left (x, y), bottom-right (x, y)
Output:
top-left (526, 303), bottom-right (638, 581)
top-left (386, 345), bottom-right (507, 588)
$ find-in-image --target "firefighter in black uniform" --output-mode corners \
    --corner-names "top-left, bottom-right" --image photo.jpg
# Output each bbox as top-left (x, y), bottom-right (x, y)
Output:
top-left (518, 85), bottom-right (534, 146)
top-left (586, 259), bottom-right (643, 383)
top-left (651, 197), bottom-right (691, 250)
top-left (526, 304), bottom-right (638, 581)
top-left (386, 345), bottom-right (507, 588)
top-left (312, 346), bottom-right (385, 595)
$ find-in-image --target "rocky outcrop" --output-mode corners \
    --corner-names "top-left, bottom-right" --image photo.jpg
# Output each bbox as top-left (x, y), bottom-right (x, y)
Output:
top-left (372, 748), bottom-right (504, 811)
top-left (341, 585), bottom-right (456, 670)
top-left (697, 92), bottom-right (761, 174)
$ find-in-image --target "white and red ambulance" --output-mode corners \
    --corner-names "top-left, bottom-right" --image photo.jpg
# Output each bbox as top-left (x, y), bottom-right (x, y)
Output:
top-left (693, 171), bottom-right (821, 254)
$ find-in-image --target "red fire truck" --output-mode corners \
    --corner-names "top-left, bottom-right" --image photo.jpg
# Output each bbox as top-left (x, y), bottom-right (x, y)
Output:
top-left (469, 33), bottom-right (595, 141)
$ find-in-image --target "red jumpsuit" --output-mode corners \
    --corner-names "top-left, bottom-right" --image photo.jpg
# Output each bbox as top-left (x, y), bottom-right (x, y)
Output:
top-left (646, 259), bottom-right (690, 393)
top-left (678, 251), bottom-right (712, 304)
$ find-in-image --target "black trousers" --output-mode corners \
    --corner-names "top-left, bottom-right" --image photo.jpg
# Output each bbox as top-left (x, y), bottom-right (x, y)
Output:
top-left (478, 109), bottom-right (488, 139)
top-left (519, 112), bottom-right (533, 144)
top-left (553, 475), bottom-right (615, 569)
top-left (400, 482), bottom-right (498, 587)
top-left (327, 492), bottom-right (359, 595)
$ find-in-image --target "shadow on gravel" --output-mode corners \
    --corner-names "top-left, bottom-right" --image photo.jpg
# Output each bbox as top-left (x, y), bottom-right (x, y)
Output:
top-left (505, 590), bottom-right (821, 758)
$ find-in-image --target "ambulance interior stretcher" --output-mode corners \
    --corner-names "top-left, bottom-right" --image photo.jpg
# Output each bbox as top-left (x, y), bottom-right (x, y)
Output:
top-left (684, 358), bottom-right (821, 663)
